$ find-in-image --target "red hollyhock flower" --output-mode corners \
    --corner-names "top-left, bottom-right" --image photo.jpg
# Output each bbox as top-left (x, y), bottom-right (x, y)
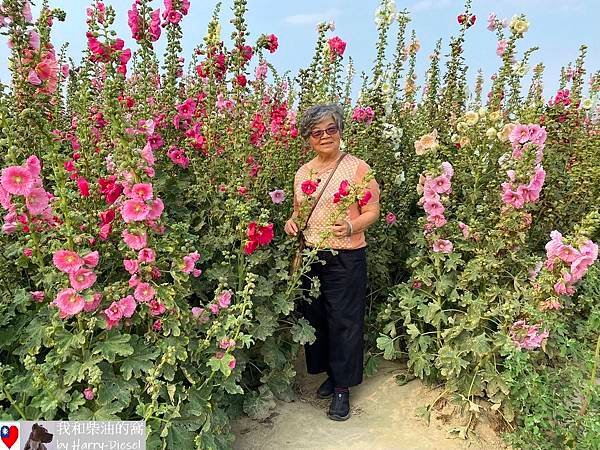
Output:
top-left (301, 179), bottom-right (319, 195)
top-left (457, 14), bottom-right (467, 24)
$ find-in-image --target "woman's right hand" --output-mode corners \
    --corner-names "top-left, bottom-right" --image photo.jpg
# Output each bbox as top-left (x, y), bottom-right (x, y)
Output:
top-left (284, 218), bottom-right (299, 236)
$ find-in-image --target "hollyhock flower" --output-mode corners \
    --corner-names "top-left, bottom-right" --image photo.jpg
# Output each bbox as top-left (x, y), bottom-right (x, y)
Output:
top-left (440, 162), bottom-right (454, 179)
top-left (423, 199), bottom-right (445, 216)
top-left (83, 251), bottom-right (99, 268)
top-left (580, 240), bottom-right (599, 259)
top-left (53, 250), bottom-right (83, 273)
top-left (427, 214), bottom-right (447, 228)
top-left (28, 70), bottom-right (42, 85)
top-left (134, 282), bottom-right (155, 303)
top-left (149, 8), bottom-right (162, 41)
top-left (83, 387), bottom-right (95, 400)
top-left (269, 189), bottom-right (285, 204)
top-left (104, 302), bottom-right (124, 329)
top-left (432, 239), bottom-right (453, 254)
top-left (123, 259), bottom-right (139, 274)
top-left (328, 36), bottom-right (346, 57)
top-left (122, 229), bottom-right (148, 250)
top-left (502, 189), bottom-right (525, 209)
top-left (29, 30), bottom-right (40, 50)
top-left (556, 245), bottom-right (580, 263)
top-left (0, 185), bottom-right (11, 209)
top-left (99, 223), bottom-right (111, 241)
top-left (76, 177), bottom-right (90, 197)
top-left (487, 13), bottom-right (497, 31)
top-left (118, 295), bottom-right (137, 318)
top-left (540, 299), bottom-right (562, 311)
top-left (121, 199), bottom-right (149, 222)
top-left (31, 291), bottom-right (45, 302)
top-left (510, 320), bottom-right (548, 350)
top-left (265, 34), bottom-right (278, 53)
top-left (351, 106), bottom-right (375, 125)
top-left (218, 290), bottom-right (232, 308)
top-left (148, 299), bottom-right (166, 316)
top-left (129, 183), bottom-right (153, 201)
top-left (496, 39), bottom-right (508, 56)
top-left (229, 357), bottom-right (237, 370)
top-left (301, 179), bottom-right (318, 196)
top-left (69, 268), bottom-right (97, 291)
top-left (83, 292), bottom-right (102, 312)
top-left (23, 1), bottom-right (33, 21)
top-left (1, 165), bottom-right (33, 195)
top-left (147, 198), bottom-right (164, 221)
top-left (138, 247), bottom-right (156, 263)
top-left (151, 319), bottom-right (162, 331)
top-left (53, 288), bottom-right (85, 319)
top-left (167, 147), bottom-right (190, 168)
top-left (430, 175), bottom-right (451, 194)
top-left (385, 212), bottom-right (397, 225)
top-left (25, 188), bottom-right (49, 215)
top-left (358, 191), bottom-right (372, 207)
top-left (509, 124), bottom-right (530, 144)
top-left (255, 62), bottom-right (268, 80)
top-left (244, 240), bottom-right (259, 255)
top-left (220, 338), bottom-right (236, 350)
top-left (209, 303), bottom-right (220, 314)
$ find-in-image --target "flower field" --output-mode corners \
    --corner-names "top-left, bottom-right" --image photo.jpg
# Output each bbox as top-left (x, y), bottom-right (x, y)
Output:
top-left (0, 0), bottom-right (598, 449)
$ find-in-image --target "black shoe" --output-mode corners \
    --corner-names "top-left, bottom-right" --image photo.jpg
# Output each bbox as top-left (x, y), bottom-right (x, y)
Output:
top-left (317, 377), bottom-right (335, 399)
top-left (328, 391), bottom-right (350, 421)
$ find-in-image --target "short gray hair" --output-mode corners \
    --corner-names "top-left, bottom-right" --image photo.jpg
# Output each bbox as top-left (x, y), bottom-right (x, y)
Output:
top-left (299, 104), bottom-right (344, 139)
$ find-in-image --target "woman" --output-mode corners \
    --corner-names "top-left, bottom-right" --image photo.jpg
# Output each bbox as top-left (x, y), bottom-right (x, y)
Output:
top-left (284, 103), bottom-right (380, 421)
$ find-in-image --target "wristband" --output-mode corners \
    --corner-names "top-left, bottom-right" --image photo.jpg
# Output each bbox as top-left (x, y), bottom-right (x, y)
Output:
top-left (345, 220), bottom-right (353, 236)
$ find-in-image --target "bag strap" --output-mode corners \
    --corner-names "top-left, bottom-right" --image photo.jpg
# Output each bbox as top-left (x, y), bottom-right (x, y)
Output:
top-left (300, 152), bottom-right (347, 232)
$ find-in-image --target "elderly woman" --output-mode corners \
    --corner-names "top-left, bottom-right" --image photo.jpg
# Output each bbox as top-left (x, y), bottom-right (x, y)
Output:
top-left (284, 103), bottom-right (380, 421)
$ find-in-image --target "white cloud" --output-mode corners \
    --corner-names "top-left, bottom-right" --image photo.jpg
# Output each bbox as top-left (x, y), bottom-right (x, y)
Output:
top-left (283, 8), bottom-right (340, 26)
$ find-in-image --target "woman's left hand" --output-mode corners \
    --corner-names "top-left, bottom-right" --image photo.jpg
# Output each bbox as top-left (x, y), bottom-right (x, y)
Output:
top-left (332, 219), bottom-right (351, 238)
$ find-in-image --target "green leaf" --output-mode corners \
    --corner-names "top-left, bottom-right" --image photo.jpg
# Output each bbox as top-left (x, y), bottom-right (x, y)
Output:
top-left (207, 353), bottom-right (234, 377)
top-left (376, 334), bottom-right (397, 360)
top-left (93, 332), bottom-right (134, 363)
top-left (243, 385), bottom-right (276, 420)
top-left (252, 306), bottom-right (278, 341)
top-left (120, 336), bottom-right (160, 381)
top-left (290, 318), bottom-right (316, 345)
top-left (406, 323), bottom-right (420, 339)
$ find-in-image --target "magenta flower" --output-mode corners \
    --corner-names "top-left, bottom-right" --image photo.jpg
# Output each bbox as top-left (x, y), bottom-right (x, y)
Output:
top-left (134, 282), bottom-right (155, 303)
top-left (129, 183), bottom-right (153, 200)
top-left (510, 320), bottom-right (549, 350)
top-left (28, 70), bottom-right (42, 85)
top-left (31, 291), bottom-right (45, 302)
top-left (122, 229), bottom-right (148, 250)
top-left (53, 288), bottom-right (85, 319)
top-left (182, 251), bottom-right (200, 273)
top-left (83, 292), bottom-right (103, 312)
top-left (269, 189), bottom-right (285, 204)
top-left (118, 295), bottom-right (137, 318)
top-left (432, 239), bottom-right (453, 254)
top-left (53, 250), bottom-right (84, 274)
top-left (25, 188), bottom-right (49, 215)
top-left (83, 251), bottom-right (100, 268)
top-left (69, 268), bottom-right (97, 291)
top-left (121, 199), bottom-right (149, 222)
top-left (104, 302), bottom-right (124, 329)
top-left (147, 198), bottom-right (164, 220)
top-left (1, 165), bottom-right (33, 195)
top-left (123, 259), bottom-right (139, 275)
top-left (83, 387), bottom-right (94, 401)
top-left (328, 36), bottom-right (347, 58)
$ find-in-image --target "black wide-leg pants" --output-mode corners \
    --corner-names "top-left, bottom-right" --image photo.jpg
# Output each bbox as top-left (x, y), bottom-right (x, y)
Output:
top-left (299, 247), bottom-right (367, 387)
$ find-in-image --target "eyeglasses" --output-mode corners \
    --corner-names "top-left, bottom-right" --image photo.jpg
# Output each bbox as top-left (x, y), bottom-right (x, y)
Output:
top-left (310, 125), bottom-right (339, 139)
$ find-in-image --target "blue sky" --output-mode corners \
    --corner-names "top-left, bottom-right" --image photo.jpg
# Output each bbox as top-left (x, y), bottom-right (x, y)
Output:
top-left (1, 0), bottom-right (597, 100)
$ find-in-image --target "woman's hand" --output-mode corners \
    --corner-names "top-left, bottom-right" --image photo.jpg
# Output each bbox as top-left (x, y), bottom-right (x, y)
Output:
top-left (285, 218), bottom-right (299, 236)
top-left (332, 219), bottom-right (351, 238)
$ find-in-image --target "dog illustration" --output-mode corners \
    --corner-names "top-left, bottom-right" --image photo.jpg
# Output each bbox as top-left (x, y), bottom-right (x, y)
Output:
top-left (24, 423), bottom-right (53, 450)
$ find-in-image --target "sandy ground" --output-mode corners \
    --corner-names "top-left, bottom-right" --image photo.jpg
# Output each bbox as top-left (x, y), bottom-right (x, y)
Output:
top-left (232, 351), bottom-right (510, 450)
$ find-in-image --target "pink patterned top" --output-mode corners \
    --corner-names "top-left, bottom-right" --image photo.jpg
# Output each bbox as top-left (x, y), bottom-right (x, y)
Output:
top-left (293, 153), bottom-right (380, 250)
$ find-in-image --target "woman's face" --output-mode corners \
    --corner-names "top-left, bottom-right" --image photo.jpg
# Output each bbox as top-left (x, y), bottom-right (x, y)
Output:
top-left (309, 116), bottom-right (341, 157)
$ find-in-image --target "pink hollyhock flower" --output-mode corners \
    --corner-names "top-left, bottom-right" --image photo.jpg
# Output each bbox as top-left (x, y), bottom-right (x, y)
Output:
top-left (149, 9), bottom-right (162, 41)
top-left (0, 185), bottom-right (11, 209)
top-left (29, 30), bottom-right (40, 50)
top-left (510, 320), bottom-right (549, 350)
top-left (209, 303), bottom-right (220, 314)
top-left (147, 198), bottom-right (164, 220)
top-left (570, 255), bottom-right (594, 282)
top-left (1, 165), bottom-right (34, 195)
top-left (25, 188), bottom-right (49, 215)
top-left (528, 124), bottom-right (547, 145)
top-left (83, 292), bottom-right (102, 312)
top-left (28, 69), bottom-right (42, 85)
top-left (83, 387), bottom-right (94, 401)
top-left (99, 223), bottom-right (111, 241)
top-left (83, 251), bottom-right (99, 268)
top-left (123, 259), bottom-right (139, 274)
top-left (496, 39), bottom-right (507, 56)
top-left (328, 36), bottom-right (347, 57)
top-left (556, 245), bottom-right (580, 263)
top-left (255, 63), bottom-right (268, 80)
top-left (167, 147), bottom-right (190, 168)
top-left (104, 302), bottom-right (123, 329)
top-left (121, 199), bottom-right (149, 222)
top-left (427, 214), bottom-right (447, 228)
top-left (129, 183), bottom-right (153, 200)
top-left (182, 251), bottom-right (200, 273)
top-left (229, 357), bottom-right (237, 370)
top-left (269, 189), bottom-right (285, 204)
top-left (458, 221), bottom-right (470, 238)
top-left (266, 33), bottom-right (278, 53)
top-left (118, 295), bottom-right (137, 318)
top-left (423, 199), bottom-right (445, 216)
top-left (509, 124), bottom-right (530, 144)
top-left (31, 291), bottom-right (45, 302)
top-left (53, 288), bottom-right (85, 319)
top-left (138, 248), bottom-right (156, 263)
top-left (580, 240), bottom-right (599, 259)
top-left (23, 1), bottom-right (33, 21)
top-left (432, 239), bottom-right (453, 253)
top-left (148, 299), bottom-right (166, 316)
top-left (69, 268), bottom-right (97, 291)
top-left (219, 338), bottom-right (236, 350)
top-left (431, 175), bottom-right (451, 194)
top-left (423, 184), bottom-right (441, 202)
top-left (301, 179), bottom-right (319, 196)
top-left (122, 229), bottom-right (147, 250)
top-left (218, 290), bottom-right (232, 308)
top-left (502, 189), bottom-right (525, 209)
top-left (53, 250), bottom-right (84, 273)
top-left (385, 212), bottom-right (397, 225)
top-left (134, 282), bottom-right (155, 302)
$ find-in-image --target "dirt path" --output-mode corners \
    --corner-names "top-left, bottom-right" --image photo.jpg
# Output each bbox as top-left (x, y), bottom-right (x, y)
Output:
top-left (232, 353), bottom-right (509, 450)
